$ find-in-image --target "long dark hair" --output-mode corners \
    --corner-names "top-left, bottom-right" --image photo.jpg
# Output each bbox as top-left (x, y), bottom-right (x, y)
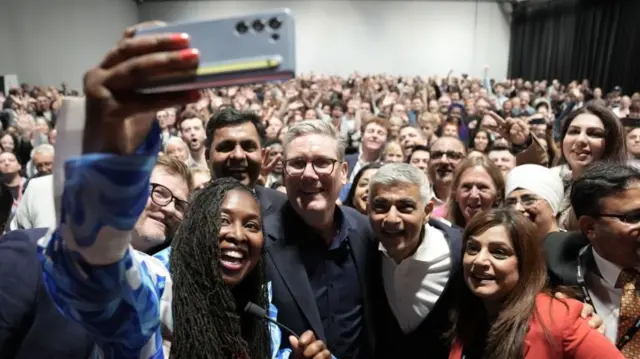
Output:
top-left (447, 208), bottom-right (549, 359)
top-left (170, 177), bottom-right (270, 359)
top-left (344, 162), bottom-right (384, 210)
top-left (558, 102), bottom-right (628, 167)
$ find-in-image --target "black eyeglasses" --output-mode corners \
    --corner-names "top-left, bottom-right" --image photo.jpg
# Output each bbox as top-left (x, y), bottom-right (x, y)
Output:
top-left (150, 183), bottom-right (189, 218)
top-left (284, 157), bottom-right (340, 177)
top-left (598, 212), bottom-right (640, 225)
top-left (430, 150), bottom-right (464, 161)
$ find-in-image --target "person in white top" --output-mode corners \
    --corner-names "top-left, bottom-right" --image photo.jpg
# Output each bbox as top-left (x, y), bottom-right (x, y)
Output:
top-left (367, 163), bottom-right (455, 333)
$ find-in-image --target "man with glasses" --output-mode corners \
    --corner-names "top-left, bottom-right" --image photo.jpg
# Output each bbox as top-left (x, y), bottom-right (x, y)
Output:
top-left (545, 162), bottom-right (640, 356)
top-left (132, 155), bottom-right (192, 254)
top-left (427, 136), bottom-right (466, 218)
top-left (0, 106), bottom-right (192, 358)
top-left (265, 120), bottom-right (376, 359)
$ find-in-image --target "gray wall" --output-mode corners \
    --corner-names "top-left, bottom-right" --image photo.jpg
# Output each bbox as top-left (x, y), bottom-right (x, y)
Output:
top-left (0, 0), bottom-right (139, 91)
top-left (139, 0), bottom-right (511, 79)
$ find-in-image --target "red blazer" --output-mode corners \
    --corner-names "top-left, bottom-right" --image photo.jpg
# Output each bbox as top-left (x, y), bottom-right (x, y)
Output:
top-left (449, 294), bottom-right (625, 359)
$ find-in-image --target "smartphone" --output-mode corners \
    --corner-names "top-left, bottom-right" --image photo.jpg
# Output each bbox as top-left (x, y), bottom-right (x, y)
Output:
top-left (134, 9), bottom-right (296, 93)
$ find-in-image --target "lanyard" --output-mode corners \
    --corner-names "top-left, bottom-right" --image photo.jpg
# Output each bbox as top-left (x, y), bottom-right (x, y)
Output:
top-left (576, 245), bottom-right (640, 349)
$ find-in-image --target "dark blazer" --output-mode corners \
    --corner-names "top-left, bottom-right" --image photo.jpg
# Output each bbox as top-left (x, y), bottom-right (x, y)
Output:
top-left (0, 228), bottom-right (94, 359)
top-left (263, 202), bottom-right (377, 357)
top-left (255, 185), bottom-right (288, 218)
top-left (345, 153), bottom-right (360, 179)
top-left (544, 230), bottom-right (590, 288)
top-left (372, 219), bottom-right (463, 359)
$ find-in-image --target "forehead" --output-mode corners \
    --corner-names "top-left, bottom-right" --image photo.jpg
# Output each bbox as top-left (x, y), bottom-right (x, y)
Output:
top-left (150, 166), bottom-right (189, 200)
top-left (460, 166), bottom-right (493, 184)
top-left (0, 152), bottom-right (16, 160)
top-left (213, 122), bottom-right (261, 143)
top-left (628, 128), bottom-right (640, 136)
top-left (268, 143), bottom-right (284, 151)
top-left (167, 141), bottom-right (187, 150)
top-left (411, 150), bottom-right (430, 159)
top-left (400, 127), bottom-right (420, 136)
top-left (569, 113), bottom-right (604, 128)
top-left (600, 181), bottom-right (640, 210)
top-left (285, 133), bottom-right (338, 158)
top-left (371, 182), bottom-right (421, 202)
top-left (431, 138), bottom-right (464, 152)
top-left (489, 150), bottom-right (515, 159)
top-left (221, 189), bottom-right (260, 214)
top-left (33, 152), bottom-right (53, 160)
top-left (472, 225), bottom-right (512, 246)
top-left (365, 122), bottom-right (387, 132)
top-left (1, 135), bottom-right (13, 142)
top-left (181, 118), bottom-right (203, 128)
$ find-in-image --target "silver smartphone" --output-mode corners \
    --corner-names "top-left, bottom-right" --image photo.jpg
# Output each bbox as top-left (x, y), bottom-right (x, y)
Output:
top-left (134, 8), bottom-right (296, 93)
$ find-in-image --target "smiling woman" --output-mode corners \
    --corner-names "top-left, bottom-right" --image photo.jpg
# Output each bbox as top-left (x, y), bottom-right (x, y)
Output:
top-left (447, 208), bottom-right (625, 359)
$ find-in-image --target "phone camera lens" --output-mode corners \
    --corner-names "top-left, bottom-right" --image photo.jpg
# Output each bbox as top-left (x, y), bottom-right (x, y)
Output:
top-left (268, 17), bottom-right (282, 30)
top-left (271, 33), bottom-right (280, 42)
top-left (235, 21), bottom-right (249, 34)
top-left (252, 19), bottom-right (265, 32)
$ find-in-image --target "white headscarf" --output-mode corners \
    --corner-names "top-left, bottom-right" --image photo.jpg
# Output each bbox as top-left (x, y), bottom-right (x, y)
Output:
top-left (505, 164), bottom-right (564, 214)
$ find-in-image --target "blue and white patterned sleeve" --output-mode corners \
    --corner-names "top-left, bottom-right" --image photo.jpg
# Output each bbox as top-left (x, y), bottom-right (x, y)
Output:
top-left (40, 122), bottom-right (170, 359)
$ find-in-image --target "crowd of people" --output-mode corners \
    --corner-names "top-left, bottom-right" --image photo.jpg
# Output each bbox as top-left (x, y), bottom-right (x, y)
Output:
top-left (2, 21), bottom-right (640, 359)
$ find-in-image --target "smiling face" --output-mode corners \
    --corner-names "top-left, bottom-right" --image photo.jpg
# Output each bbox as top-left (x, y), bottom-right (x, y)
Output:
top-left (353, 168), bottom-right (378, 214)
top-left (209, 122), bottom-right (263, 187)
top-left (456, 166), bottom-right (499, 222)
top-left (284, 133), bottom-right (347, 225)
top-left (218, 189), bottom-right (264, 287)
top-left (369, 182), bottom-right (432, 263)
top-left (463, 225), bottom-right (519, 303)
top-left (562, 113), bottom-right (605, 175)
top-left (133, 165), bottom-right (189, 252)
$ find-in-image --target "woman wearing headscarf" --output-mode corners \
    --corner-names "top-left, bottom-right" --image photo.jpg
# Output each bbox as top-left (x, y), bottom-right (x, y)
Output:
top-left (504, 164), bottom-right (564, 239)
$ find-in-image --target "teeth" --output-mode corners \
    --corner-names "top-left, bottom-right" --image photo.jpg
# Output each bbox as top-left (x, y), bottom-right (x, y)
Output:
top-left (222, 250), bottom-right (244, 259)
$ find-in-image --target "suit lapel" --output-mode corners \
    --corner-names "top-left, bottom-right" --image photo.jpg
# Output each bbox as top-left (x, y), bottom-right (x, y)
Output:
top-left (264, 206), bottom-right (325, 339)
top-left (255, 186), bottom-right (274, 217)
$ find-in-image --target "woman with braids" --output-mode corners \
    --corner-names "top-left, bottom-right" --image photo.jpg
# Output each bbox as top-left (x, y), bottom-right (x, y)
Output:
top-left (168, 177), bottom-right (333, 359)
top-left (39, 23), bottom-right (332, 359)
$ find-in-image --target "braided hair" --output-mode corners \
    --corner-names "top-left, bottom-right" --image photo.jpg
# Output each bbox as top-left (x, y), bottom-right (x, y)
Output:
top-left (170, 177), bottom-right (271, 359)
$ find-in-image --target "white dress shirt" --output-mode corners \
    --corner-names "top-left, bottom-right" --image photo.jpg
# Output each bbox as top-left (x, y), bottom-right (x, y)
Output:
top-left (380, 222), bottom-right (452, 334)
top-left (586, 249), bottom-right (640, 343)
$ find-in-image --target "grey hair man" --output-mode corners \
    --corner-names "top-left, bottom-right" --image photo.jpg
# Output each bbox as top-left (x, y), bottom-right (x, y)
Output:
top-left (367, 162), bottom-right (463, 359)
top-left (266, 119), bottom-right (377, 358)
top-left (31, 143), bottom-right (55, 176)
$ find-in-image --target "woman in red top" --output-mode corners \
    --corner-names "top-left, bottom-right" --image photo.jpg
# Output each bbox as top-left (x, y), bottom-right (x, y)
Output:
top-left (448, 208), bottom-right (624, 359)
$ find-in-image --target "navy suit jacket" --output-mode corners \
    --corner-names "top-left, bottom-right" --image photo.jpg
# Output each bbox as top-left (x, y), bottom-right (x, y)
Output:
top-left (0, 228), bottom-right (94, 359)
top-left (345, 153), bottom-right (360, 179)
top-left (263, 202), bottom-right (377, 357)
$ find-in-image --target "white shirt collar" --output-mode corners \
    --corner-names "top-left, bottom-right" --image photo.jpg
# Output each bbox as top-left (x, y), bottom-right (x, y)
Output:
top-left (378, 223), bottom-right (445, 264)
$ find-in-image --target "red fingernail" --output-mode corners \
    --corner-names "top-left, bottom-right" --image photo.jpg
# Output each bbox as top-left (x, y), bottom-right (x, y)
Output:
top-left (179, 48), bottom-right (199, 61)
top-left (171, 33), bottom-right (190, 46)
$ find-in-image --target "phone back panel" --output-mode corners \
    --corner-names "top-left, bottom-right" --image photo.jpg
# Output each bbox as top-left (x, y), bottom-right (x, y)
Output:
top-left (135, 8), bottom-right (295, 92)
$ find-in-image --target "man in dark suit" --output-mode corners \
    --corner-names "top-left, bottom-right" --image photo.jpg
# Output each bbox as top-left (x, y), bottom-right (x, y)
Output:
top-left (365, 163), bottom-right (462, 359)
top-left (0, 228), bottom-right (94, 359)
top-left (545, 162), bottom-right (640, 352)
top-left (265, 119), bottom-right (376, 359)
top-left (205, 107), bottom-right (287, 214)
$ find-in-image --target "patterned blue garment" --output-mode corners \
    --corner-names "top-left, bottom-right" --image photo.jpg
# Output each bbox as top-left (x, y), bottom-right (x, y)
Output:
top-left (40, 122), bottom-right (295, 359)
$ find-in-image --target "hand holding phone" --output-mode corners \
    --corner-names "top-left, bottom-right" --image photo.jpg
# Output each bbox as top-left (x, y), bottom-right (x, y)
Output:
top-left (134, 9), bottom-right (296, 93)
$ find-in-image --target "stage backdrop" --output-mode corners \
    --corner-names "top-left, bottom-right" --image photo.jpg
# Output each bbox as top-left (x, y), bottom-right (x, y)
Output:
top-left (508, 0), bottom-right (640, 93)
top-left (138, 0), bottom-right (511, 80)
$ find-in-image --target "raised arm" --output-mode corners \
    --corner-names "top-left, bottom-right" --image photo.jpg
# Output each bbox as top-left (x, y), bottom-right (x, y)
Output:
top-left (39, 21), bottom-right (200, 359)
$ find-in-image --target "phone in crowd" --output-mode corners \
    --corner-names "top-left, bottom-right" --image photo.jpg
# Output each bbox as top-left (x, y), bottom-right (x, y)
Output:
top-left (134, 8), bottom-right (296, 93)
